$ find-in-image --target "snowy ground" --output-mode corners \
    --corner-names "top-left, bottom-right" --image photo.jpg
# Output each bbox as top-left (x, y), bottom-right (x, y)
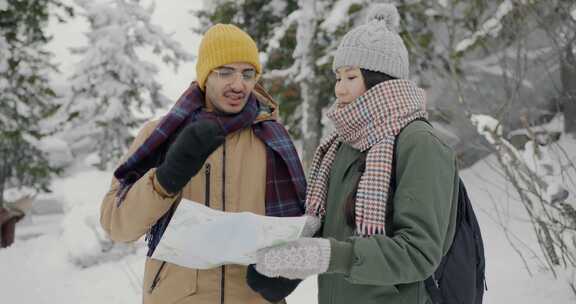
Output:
top-left (1, 135), bottom-right (575, 303)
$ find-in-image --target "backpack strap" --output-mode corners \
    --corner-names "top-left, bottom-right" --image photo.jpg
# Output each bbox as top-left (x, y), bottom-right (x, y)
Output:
top-left (384, 117), bottom-right (431, 236)
top-left (385, 118), bottom-right (446, 304)
top-left (422, 180), bottom-right (466, 303)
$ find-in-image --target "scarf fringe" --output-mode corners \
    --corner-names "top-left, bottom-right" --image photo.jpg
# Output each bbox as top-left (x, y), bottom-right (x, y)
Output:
top-left (357, 222), bottom-right (386, 237)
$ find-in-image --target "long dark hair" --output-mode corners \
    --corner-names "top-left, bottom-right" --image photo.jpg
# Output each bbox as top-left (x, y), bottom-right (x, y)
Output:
top-left (360, 69), bottom-right (397, 91)
top-left (344, 69), bottom-right (396, 229)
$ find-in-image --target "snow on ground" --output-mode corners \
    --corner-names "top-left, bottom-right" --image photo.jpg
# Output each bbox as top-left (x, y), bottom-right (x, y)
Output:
top-left (1, 134), bottom-right (575, 303)
top-left (460, 156), bottom-right (575, 302)
top-left (0, 232), bottom-right (145, 304)
top-left (0, 165), bottom-right (145, 304)
top-left (474, 133), bottom-right (576, 303)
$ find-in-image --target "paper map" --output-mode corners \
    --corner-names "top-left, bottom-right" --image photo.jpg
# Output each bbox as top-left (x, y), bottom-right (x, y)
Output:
top-left (151, 198), bottom-right (306, 269)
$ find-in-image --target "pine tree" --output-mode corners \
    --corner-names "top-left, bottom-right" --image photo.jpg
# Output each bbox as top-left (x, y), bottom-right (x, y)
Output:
top-left (0, 0), bottom-right (72, 208)
top-left (63, 0), bottom-right (192, 169)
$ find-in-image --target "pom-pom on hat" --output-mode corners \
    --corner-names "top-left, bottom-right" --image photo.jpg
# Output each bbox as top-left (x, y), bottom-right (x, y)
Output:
top-left (332, 3), bottom-right (409, 79)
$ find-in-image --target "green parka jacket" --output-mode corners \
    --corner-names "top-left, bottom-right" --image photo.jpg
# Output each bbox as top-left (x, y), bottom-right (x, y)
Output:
top-left (319, 120), bottom-right (459, 304)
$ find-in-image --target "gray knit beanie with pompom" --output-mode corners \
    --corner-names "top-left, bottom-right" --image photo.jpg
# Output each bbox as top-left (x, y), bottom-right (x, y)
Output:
top-left (332, 3), bottom-right (409, 79)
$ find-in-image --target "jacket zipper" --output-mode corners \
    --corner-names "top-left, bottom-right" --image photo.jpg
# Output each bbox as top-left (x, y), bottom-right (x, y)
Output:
top-left (221, 141), bottom-right (226, 304)
top-left (151, 164), bottom-right (211, 294)
top-left (205, 164), bottom-right (211, 207)
top-left (149, 261), bottom-right (167, 293)
top-left (329, 276), bottom-right (336, 304)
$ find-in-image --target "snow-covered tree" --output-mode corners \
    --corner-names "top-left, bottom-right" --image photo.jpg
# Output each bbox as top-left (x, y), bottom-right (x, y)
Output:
top-left (63, 0), bottom-right (192, 169)
top-left (0, 0), bottom-right (72, 207)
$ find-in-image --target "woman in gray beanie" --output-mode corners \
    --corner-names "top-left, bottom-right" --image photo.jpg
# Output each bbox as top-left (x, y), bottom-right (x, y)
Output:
top-left (253, 3), bottom-right (460, 304)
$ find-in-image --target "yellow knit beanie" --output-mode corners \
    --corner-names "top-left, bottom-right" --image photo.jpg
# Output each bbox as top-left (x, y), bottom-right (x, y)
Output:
top-left (196, 24), bottom-right (262, 90)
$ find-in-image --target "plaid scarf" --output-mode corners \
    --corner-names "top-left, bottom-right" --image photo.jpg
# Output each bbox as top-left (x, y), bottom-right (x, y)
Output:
top-left (305, 79), bottom-right (427, 236)
top-left (113, 83), bottom-right (306, 255)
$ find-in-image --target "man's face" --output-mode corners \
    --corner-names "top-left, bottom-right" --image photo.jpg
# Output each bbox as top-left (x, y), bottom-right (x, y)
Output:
top-left (204, 62), bottom-right (259, 114)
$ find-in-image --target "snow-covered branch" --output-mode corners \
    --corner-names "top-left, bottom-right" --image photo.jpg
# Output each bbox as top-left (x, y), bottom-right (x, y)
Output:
top-left (455, 0), bottom-right (514, 53)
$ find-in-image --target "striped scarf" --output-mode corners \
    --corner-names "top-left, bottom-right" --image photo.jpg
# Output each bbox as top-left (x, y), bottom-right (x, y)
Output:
top-left (113, 83), bottom-right (306, 254)
top-left (305, 79), bottom-right (427, 236)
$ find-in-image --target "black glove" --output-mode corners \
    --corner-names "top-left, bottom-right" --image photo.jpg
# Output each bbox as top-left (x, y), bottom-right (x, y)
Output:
top-left (246, 264), bottom-right (301, 303)
top-left (155, 120), bottom-right (225, 194)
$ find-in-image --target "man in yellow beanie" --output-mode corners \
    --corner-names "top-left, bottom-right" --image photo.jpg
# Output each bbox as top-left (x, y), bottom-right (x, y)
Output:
top-left (100, 23), bottom-right (316, 304)
top-left (196, 23), bottom-right (262, 113)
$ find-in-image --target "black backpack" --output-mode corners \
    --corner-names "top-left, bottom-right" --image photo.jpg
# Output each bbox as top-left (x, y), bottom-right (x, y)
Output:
top-left (386, 119), bottom-right (486, 304)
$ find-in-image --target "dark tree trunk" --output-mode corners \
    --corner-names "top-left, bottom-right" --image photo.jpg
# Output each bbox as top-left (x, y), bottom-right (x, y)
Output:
top-left (561, 40), bottom-right (576, 134)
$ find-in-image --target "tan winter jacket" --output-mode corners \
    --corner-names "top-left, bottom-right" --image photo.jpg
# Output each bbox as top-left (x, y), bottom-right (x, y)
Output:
top-left (100, 87), bottom-right (286, 304)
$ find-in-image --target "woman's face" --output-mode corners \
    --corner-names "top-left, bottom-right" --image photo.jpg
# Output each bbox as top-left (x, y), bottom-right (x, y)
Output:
top-left (334, 66), bottom-right (367, 108)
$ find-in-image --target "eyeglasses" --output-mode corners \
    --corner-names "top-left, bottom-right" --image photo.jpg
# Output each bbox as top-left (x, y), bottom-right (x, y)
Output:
top-left (211, 67), bottom-right (258, 84)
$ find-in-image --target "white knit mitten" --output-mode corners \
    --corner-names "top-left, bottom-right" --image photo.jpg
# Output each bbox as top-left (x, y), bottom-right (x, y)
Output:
top-left (300, 215), bottom-right (322, 237)
top-left (255, 238), bottom-right (331, 280)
